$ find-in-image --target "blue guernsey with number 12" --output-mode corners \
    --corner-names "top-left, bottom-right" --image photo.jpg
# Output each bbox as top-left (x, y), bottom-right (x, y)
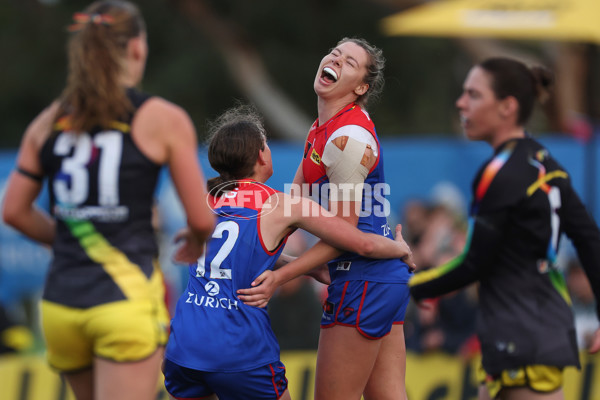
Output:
top-left (165, 180), bottom-right (290, 372)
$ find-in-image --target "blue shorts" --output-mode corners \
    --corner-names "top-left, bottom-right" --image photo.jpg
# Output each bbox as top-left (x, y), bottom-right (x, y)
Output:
top-left (321, 280), bottom-right (410, 339)
top-left (162, 358), bottom-right (288, 400)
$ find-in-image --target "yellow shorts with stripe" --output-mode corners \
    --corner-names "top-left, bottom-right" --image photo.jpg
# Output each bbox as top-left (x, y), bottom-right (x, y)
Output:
top-left (477, 364), bottom-right (563, 399)
top-left (41, 297), bottom-right (170, 373)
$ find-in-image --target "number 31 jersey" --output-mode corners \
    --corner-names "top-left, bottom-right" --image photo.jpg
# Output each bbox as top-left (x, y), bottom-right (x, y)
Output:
top-left (40, 88), bottom-right (162, 308)
top-left (165, 181), bottom-right (290, 372)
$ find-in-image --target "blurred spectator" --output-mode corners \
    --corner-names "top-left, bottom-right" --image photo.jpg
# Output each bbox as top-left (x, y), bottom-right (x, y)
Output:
top-left (401, 181), bottom-right (468, 270)
top-left (268, 230), bottom-right (324, 350)
top-left (404, 251), bottom-right (478, 358)
top-left (401, 199), bottom-right (430, 250)
top-left (401, 182), bottom-right (477, 358)
top-left (429, 181), bottom-right (467, 219)
top-left (415, 203), bottom-right (466, 270)
top-left (566, 259), bottom-right (600, 349)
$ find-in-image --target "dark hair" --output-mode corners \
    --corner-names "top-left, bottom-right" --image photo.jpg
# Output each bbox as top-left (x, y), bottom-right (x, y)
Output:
top-left (206, 105), bottom-right (267, 196)
top-left (478, 57), bottom-right (553, 126)
top-left (337, 37), bottom-right (385, 108)
top-left (59, 0), bottom-right (145, 132)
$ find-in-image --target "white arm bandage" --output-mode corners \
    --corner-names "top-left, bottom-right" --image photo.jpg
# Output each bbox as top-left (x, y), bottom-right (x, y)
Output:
top-left (328, 125), bottom-right (378, 157)
top-left (322, 136), bottom-right (369, 202)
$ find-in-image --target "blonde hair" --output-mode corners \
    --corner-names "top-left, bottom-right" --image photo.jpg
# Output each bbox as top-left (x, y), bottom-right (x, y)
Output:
top-left (59, 0), bottom-right (145, 132)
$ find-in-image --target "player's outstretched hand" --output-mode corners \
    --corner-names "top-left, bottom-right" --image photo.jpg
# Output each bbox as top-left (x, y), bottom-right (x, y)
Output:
top-left (395, 224), bottom-right (416, 272)
top-left (172, 227), bottom-right (205, 264)
top-left (237, 270), bottom-right (278, 308)
top-left (589, 327), bottom-right (600, 354)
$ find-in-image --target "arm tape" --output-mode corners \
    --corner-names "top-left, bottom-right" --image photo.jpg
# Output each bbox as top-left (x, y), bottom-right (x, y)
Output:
top-left (322, 137), bottom-right (369, 202)
top-left (16, 167), bottom-right (44, 182)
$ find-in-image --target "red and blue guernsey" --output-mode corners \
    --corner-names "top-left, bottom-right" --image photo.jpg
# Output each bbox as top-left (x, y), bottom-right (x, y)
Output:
top-left (302, 102), bottom-right (412, 284)
top-left (165, 181), bottom-right (290, 372)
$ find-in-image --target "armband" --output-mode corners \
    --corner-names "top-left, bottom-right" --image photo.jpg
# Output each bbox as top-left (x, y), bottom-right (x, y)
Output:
top-left (16, 167), bottom-right (44, 182)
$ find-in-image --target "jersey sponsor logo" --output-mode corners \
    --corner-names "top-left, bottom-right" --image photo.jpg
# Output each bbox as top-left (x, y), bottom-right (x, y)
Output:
top-left (54, 204), bottom-right (129, 222)
top-left (336, 261), bottom-right (351, 271)
top-left (204, 281), bottom-right (220, 296)
top-left (381, 223), bottom-right (391, 237)
top-left (310, 148), bottom-right (321, 165)
top-left (185, 291), bottom-right (239, 310)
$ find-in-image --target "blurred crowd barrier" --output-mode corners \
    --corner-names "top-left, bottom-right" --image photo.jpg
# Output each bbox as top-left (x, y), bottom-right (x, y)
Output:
top-left (0, 136), bottom-right (598, 399)
top-left (1, 350), bottom-right (599, 400)
top-left (1, 136), bottom-right (597, 318)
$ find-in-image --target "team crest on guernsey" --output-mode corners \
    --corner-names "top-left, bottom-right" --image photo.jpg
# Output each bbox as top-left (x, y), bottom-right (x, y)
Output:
top-left (310, 148), bottom-right (321, 165)
top-left (323, 301), bottom-right (335, 315)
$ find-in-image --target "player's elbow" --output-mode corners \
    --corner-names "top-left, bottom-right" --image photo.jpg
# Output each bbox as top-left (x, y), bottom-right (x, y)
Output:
top-left (2, 208), bottom-right (14, 229)
top-left (355, 237), bottom-right (376, 258)
top-left (2, 200), bottom-right (21, 230)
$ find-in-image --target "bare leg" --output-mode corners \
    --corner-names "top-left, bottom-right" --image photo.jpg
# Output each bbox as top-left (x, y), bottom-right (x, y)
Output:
top-left (314, 326), bottom-right (382, 400)
top-left (95, 348), bottom-right (164, 400)
top-left (500, 387), bottom-right (564, 400)
top-left (63, 369), bottom-right (94, 400)
top-left (363, 324), bottom-right (407, 400)
top-left (280, 388), bottom-right (292, 400)
top-left (478, 384), bottom-right (493, 400)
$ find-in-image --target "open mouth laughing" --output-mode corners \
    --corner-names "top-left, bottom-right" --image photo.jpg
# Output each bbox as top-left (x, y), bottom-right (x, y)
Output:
top-left (322, 67), bottom-right (338, 83)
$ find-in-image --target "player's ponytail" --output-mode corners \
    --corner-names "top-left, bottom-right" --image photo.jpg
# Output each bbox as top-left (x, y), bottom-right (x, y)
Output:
top-left (58, 0), bottom-right (145, 133)
top-left (530, 65), bottom-right (554, 106)
top-left (207, 174), bottom-right (238, 197)
top-left (479, 57), bottom-right (553, 126)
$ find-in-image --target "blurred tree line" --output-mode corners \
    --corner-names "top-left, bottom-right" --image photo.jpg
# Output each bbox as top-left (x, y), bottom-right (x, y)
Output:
top-left (0, 0), bottom-right (471, 148)
top-left (4, 0), bottom-right (578, 149)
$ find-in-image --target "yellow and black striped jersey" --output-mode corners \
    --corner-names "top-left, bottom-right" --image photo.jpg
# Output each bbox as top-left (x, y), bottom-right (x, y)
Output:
top-left (40, 89), bottom-right (163, 308)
